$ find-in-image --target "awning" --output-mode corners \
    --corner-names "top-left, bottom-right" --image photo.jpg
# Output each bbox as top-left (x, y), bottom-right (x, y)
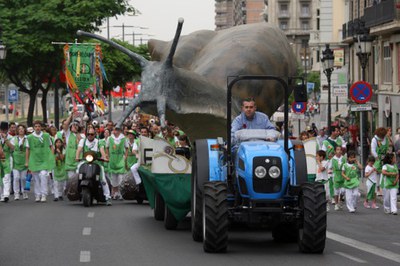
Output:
top-left (331, 105), bottom-right (349, 119)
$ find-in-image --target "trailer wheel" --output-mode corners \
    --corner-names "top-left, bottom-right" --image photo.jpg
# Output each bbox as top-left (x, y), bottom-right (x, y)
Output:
top-left (191, 140), bottom-right (210, 242)
top-left (164, 205), bottom-right (178, 230)
top-left (298, 183), bottom-right (326, 253)
top-left (203, 182), bottom-right (228, 253)
top-left (154, 192), bottom-right (165, 221)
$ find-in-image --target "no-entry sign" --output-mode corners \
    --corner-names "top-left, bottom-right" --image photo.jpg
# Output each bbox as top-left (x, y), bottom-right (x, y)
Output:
top-left (292, 102), bottom-right (306, 113)
top-left (350, 81), bottom-right (373, 104)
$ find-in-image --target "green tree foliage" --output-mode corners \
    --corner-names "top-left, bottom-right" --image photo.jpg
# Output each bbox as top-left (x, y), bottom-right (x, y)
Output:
top-left (0, 0), bottom-right (135, 126)
top-left (100, 39), bottom-right (149, 91)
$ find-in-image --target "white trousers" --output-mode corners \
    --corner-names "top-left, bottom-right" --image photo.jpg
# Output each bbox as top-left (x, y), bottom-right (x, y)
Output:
top-left (130, 163), bottom-right (142, 185)
top-left (13, 169), bottom-right (27, 194)
top-left (110, 173), bottom-right (124, 187)
top-left (345, 187), bottom-right (359, 212)
top-left (2, 173), bottom-right (11, 198)
top-left (32, 170), bottom-right (49, 196)
top-left (383, 188), bottom-right (398, 213)
top-left (53, 180), bottom-right (66, 198)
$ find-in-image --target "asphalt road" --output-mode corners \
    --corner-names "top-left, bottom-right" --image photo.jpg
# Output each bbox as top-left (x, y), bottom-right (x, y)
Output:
top-left (0, 193), bottom-right (399, 266)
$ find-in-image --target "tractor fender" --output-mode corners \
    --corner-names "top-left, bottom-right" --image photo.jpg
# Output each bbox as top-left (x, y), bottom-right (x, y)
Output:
top-left (192, 139), bottom-right (211, 194)
top-left (290, 139), bottom-right (308, 186)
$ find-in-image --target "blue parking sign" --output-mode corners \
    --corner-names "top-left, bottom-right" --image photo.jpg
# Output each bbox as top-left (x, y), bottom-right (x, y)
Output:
top-left (8, 89), bottom-right (18, 102)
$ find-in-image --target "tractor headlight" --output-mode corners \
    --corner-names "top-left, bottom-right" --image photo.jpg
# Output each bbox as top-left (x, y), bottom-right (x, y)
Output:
top-left (85, 154), bottom-right (94, 163)
top-left (269, 166), bottom-right (280, 179)
top-left (254, 166), bottom-right (267, 179)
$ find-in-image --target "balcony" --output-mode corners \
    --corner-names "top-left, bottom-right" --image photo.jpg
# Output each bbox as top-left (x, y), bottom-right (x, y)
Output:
top-left (299, 12), bottom-right (311, 19)
top-left (364, 0), bottom-right (397, 28)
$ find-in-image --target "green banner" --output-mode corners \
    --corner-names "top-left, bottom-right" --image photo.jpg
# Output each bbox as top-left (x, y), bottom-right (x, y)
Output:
top-left (68, 45), bottom-right (95, 93)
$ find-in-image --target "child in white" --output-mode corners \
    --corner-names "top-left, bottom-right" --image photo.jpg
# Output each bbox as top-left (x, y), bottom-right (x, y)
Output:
top-left (315, 150), bottom-right (330, 211)
top-left (331, 146), bottom-right (346, 210)
top-left (341, 151), bottom-right (362, 213)
top-left (381, 153), bottom-right (399, 215)
top-left (364, 156), bottom-right (379, 209)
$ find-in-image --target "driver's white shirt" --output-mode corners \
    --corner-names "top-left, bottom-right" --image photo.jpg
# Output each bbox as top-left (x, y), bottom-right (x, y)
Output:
top-left (78, 138), bottom-right (100, 152)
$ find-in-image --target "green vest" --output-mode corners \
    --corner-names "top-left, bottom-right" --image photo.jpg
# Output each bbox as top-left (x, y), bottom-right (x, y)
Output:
top-left (342, 163), bottom-right (360, 189)
top-left (383, 164), bottom-right (399, 189)
top-left (126, 139), bottom-right (138, 169)
top-left (322, 137), bottom-right (343, 158)
top-left (27, 133), bottom-right (55, 172)
top-left (65, 133), bottom-right (78, 171)
top-left (12, 136), bottom-right (28, 171)
top-left (108, 137), bottom-right (126, 174)
top-left (0, 138), bottom-right (12, 174)
top-left (54, 150), bottom-right (67, 181)
top-left (332, 155), bottom-right (346, 185)
top-left (373, 136), bottom-right (389, 171)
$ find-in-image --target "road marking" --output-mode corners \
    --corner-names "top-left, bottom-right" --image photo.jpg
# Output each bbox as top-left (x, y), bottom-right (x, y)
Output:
top-left (393, 242), bottom-right (400, 246)
top-left (88, 212), bottom-right (95, 218)
top-left (80, 251), bottom-right (91, 263)
top-left (334, 252), bottom-right (367, 263)
top-left (327, 231), bottom-right (400, 263)
top-left (82, 227), bottom-right (91, 236)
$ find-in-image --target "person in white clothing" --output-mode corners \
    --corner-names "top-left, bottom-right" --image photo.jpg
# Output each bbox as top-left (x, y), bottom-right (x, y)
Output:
top-left (364, 156), bottom-right (379, 209)
top-left (315, 150), bottom-right (330, 211)
top-left (130, 127), bottom-right (151, 186)
top-left (76, 127), bottom-right (112, 205)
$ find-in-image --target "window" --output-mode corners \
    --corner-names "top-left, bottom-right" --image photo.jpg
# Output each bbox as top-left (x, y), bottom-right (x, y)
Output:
top-left (280, 21), bottom-right (288, 30)
top-left (383, 43), bottom-right (392, 83)
top-left (280, 4), bottom-right (288, 16)
top-left (301, 4), bottom-right (310, 16)
top-left (301, 21), bottom-right (309, 30)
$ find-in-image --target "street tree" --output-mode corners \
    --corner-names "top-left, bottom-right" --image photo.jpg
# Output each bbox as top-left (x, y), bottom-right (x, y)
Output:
top-left (0, 0), bottom-right (135, 126)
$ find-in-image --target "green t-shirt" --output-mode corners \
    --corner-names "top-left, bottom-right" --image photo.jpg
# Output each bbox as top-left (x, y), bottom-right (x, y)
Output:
top-left (331, 155), bottom-right (346, 186)
top-left (0, 138), bottom-right (13, 174)
top-left (54, 149), bottom-right (67, 181)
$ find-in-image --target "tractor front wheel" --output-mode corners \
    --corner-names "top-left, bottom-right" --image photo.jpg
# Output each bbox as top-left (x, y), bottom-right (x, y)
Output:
top-left (298, 182), bottom-right (326, 253)
top-left (202, 182), bottom-right (229, 253)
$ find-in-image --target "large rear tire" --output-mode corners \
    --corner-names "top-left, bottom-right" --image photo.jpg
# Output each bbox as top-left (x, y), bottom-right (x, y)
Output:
top-left (298, 183), bottom-right (326, 253)
top-left (203, 182), bottom-right (229, 253)
top-left (164, 205), bottom-right (178, 230)
top-left (191, 140), bottom-right (210, 242)
top-left (154, 192), bottom-right (165, 221)
top-left (82, 188), bottom-right (92, 207)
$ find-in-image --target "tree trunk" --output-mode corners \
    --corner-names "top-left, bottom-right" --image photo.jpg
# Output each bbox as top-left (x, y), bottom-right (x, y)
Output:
top-left (27, 93), bottom-right (36, 127)
top-left (41, 90), bottom-right (48, 123)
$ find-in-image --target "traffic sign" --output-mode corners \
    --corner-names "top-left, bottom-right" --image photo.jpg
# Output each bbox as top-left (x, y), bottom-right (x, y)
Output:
top-left (333, 84), bottom-right (348, 97)
top-left (350, 103), bottom-right (372, 112)
top-left (291, 113), bottom-right (305, 120)
top-left (8, 89), bottom-right (18, 102)
top-left (291, 102), bottom-right (306, 113)
top-left (349, 81), bottom-right (372, 104)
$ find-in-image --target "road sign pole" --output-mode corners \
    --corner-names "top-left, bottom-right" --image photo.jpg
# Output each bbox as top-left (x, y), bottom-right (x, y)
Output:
top-left (360, 112), bottom-right (364, 178)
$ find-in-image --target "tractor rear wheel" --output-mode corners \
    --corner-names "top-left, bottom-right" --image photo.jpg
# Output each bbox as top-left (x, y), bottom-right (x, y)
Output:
top-left (298, 183), bottom-right (326, 253)
top-left (203, 182), bottom-right (228, 253)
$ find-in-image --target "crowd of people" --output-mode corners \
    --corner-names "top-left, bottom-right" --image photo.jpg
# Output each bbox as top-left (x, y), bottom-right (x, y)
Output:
top-left (314, 125), bottom-right (399, 215)
top-left (0, 110), bottom-right (190, 206)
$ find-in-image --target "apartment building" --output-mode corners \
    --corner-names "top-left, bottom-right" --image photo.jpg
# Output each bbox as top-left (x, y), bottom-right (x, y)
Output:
top-left (342, 0), bottom-right (400, 132)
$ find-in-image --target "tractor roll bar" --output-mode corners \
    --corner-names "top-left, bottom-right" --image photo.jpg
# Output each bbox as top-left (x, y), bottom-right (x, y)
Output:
top-left (226, 75), bottom-right (290, 178)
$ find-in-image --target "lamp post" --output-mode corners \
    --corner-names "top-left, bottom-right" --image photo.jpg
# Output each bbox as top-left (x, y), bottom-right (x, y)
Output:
top-left (322, 44), bottom-right (335, 135)
top-left (355, 31), bottom-right (373, 167)
top-left (0, 28), bottom-right (7, 123)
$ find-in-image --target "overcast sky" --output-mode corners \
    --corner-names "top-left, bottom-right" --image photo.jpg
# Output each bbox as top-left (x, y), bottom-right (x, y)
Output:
top-left (100, 0), bottom-right (216, 44)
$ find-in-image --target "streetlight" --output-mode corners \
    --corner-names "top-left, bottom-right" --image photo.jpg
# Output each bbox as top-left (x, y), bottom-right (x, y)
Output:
top-left (355, 29), bottom-right (373, 167)
top-left (321, 44), bottom-right (334, 135)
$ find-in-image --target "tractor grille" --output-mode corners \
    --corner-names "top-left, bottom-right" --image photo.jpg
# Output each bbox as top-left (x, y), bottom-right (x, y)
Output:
top-left (252, 156), bottom-right (282, 193)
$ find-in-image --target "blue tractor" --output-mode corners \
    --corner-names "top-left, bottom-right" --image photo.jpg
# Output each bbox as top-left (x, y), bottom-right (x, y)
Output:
top-left (191, 75), bottom-right (326, 253)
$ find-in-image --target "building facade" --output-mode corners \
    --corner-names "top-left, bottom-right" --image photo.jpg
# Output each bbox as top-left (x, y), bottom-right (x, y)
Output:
top-left (342, 0), bottom-right (400, 134)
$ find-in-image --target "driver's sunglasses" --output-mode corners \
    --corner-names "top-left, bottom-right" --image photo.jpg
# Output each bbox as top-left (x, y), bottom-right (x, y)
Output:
top-left (88, 133), bottom-right (95, 136)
